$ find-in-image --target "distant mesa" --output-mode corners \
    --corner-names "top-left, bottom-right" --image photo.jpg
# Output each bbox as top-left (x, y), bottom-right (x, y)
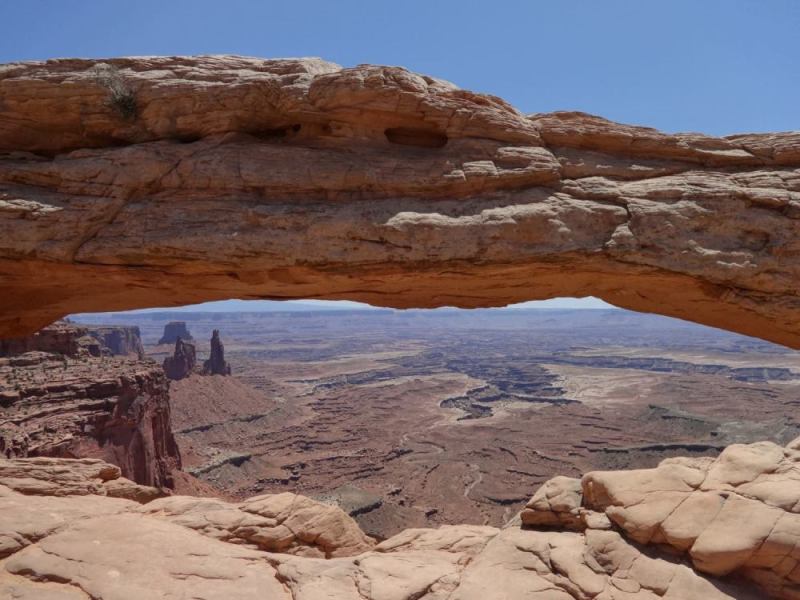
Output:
top-left (158, 321), bottom-right (194, 345)
top-left (202, 329), bottom-right (231, 376)
top-left (162, 337), bottom-right (197, 381)
top-left (87, 325), bottom-right (145, 358)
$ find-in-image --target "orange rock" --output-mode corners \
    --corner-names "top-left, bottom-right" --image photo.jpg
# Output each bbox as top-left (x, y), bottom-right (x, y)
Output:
top-left (0, 57), bottom-right (798, 347)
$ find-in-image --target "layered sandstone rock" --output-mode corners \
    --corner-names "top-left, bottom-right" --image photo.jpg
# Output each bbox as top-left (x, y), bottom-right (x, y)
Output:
top-left (0, 321), bottom-right (144, 359)
top-left (0, 321), bottom-right (180, 487)
top-left (0, 451), bottom-right (774, 599)
top-left (162, 336), bottom-right (196, 380)
top-left (0, 456), bottom-right (163, 502)
top-left (520, 475), bottom-right (612, 531)
top-left (518, 438), bottom-right (800, 599)
top-left (0, 57), bottom-right (798, 347)
top-left (202, 329), bottom-right (231, 376)
top-left (85, 324), bottom-right (144, 357)
top-left (157, 321), bottom-right (193, 345)
top-left (0, 320), bottom-right (103, 358)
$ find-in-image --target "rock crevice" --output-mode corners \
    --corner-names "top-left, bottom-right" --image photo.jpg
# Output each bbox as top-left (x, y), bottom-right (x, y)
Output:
top-left (0, 321), bottom-right (181, 488)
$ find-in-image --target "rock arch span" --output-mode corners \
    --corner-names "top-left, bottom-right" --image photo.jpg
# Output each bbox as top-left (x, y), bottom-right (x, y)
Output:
top-left (0, 56), bottom-right (799, 345)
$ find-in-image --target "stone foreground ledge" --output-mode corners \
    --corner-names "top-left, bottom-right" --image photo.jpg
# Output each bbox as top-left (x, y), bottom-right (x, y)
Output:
top-left (2, 445), bottom-right (793, 598)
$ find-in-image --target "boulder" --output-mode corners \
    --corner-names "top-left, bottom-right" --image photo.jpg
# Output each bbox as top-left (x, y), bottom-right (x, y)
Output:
top-left (582, 440), bottom-right (800, 597)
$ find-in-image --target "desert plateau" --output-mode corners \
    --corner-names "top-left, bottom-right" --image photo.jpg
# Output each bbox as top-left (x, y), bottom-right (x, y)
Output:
top-left (73, 307), bottom-right (800, 541)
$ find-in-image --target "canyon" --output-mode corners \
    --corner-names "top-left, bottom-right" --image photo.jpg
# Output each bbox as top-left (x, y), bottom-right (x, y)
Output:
top-left (0, 54), bottom-right (799, 598)
top-left (0, 320), bottom-right (180, 488)
top-left (79, 308), bottom-right (800, 542)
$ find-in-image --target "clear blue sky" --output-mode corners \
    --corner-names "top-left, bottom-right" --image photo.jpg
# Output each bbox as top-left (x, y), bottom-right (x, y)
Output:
top-left (2, 0), bottom-right (798, 136)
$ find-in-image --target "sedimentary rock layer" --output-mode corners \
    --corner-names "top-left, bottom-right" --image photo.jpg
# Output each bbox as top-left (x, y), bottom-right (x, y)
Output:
top-left (86, 324), bottom-right (144, 357)
top-left (5, 443), bottom-right (796, 598)
top-left (202, 329), bottom-right (231, 375)
top-left (158, 321), bottom-right (193, 345)
top-left (0, 57), bottom-right (799, 345)
top-left (0, 322), bottom-right (180, 487)
top-left (520, 438), bottom-right (800, 599)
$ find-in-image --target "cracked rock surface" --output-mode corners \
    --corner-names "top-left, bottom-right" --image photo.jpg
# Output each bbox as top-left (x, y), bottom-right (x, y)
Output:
top-left (5, 442), bottom-right (798, 598)
top-left (0, 56), bottom-right (799, 346)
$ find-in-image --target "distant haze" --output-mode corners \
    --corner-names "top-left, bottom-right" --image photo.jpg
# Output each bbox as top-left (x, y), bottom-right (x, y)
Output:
top-left (77, 297), bottom-right (616, 316)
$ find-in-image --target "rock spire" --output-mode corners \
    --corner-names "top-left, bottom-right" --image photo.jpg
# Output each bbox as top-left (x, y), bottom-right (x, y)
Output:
top-left (162, 337), bottom-right (197, 380)
top-left (202, 329), bottom-right (231, 376)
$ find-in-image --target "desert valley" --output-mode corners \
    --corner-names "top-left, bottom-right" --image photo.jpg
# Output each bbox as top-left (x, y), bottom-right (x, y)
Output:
top-left (73, 307), bottom-right (800, 538)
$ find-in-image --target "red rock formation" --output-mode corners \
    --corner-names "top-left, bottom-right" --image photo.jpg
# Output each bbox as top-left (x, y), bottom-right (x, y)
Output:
top-left (86, 325), bottom-right (145, 358)
top-left (0, 322), bottom-right (181, 488)
top-left (0, 58), bottom-right (798, 347)
top-left (201, 329), bottom-right (231, 376)
top-left (162, 337), bottom-right (197, 380)
top-left (157, 321), bottom-right (194, 345)
top-left (0, 320), bottom-right (103, 357)
top-left (0, 321), bottom-right (144, 359)
top-left (521, 438), bottom-right (800, 599)
top-left (0, 456), bottom-right (165, 502)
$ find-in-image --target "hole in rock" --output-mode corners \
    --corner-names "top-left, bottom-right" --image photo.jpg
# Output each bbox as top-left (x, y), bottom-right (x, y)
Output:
top-left (248, 124), bottom-right (303, 140)
top-left (384, 126), bottom-right (448, 148)
top-left (51, 296), bottom-right (800, 540)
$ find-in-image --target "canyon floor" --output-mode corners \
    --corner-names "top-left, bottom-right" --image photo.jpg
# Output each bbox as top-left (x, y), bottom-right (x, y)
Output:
top-left (73, 307), bottom-right (800, 540)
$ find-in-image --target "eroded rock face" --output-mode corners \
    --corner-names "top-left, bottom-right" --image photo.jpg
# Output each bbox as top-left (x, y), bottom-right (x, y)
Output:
top-left (0, 456), bottom-right (163, 503)
top-left (0, 321), bottom-right (144, 359)
top-left (0, 322), bottom-right (180, 487)
top-left (513, 438), bottom-right (800, 599)
top-left (157, 321), bottom-right (193, 345)
top-left (202, 329), bottom-right (231, 376)
top-left (162, 336), bottom-right (196, 380)
top-left (0, 57), bottom-right (799, 346)
top-left (0, 321), bottom-right (102, 358)
top-left (0, 451), bottom-right (775, 599)
top-left (580, 440), bottom-right (800, 598)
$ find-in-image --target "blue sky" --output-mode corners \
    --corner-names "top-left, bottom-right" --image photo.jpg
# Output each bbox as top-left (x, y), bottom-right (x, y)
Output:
top-left (3, 1), bottom-right (797, 312)
top-left (2, 0), bottom-right (798, 135)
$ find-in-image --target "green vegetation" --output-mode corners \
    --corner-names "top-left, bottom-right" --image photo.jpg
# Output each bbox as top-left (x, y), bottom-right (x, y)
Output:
top-left (93, 63), bottom-right (137, 121)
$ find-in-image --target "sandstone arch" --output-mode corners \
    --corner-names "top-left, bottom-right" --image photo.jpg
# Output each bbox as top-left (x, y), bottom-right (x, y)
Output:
top-left (1, 56), bottom-right (799, 345)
